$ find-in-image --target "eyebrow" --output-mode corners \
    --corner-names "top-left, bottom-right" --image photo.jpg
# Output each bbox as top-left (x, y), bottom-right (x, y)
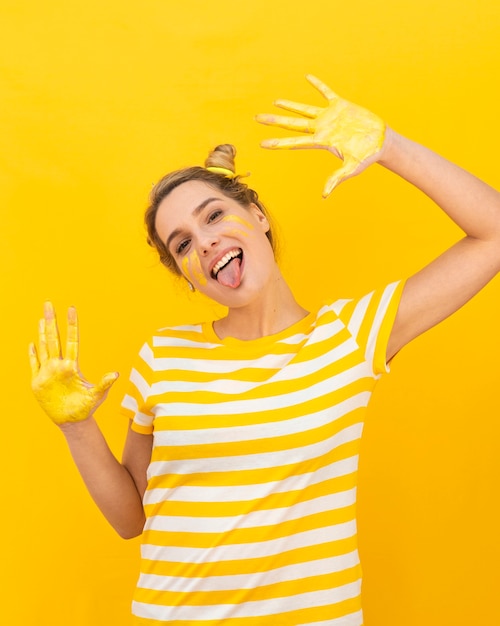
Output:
top-left (165, 197), bottom-right (220, 250)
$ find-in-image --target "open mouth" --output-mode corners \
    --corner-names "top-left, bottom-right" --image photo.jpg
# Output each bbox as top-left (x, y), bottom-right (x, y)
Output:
top-left (211, 248), bottom-right (243, 288)
top-left (211, 249), bottom-right (243, 278)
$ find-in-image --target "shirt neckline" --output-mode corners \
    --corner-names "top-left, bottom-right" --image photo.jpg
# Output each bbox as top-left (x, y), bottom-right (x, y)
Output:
top-left (201, 310), bottom-right (317, 351)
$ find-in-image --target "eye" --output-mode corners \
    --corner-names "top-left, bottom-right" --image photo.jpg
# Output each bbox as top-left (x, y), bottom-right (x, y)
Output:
top-left (207, 209), bottom-right (222, 223)
top-left (175, 238), bottom-right (191, 255)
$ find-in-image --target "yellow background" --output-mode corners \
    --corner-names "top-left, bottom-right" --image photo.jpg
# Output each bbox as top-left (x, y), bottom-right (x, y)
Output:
top-left (2, 1), bottom-right (500, 624)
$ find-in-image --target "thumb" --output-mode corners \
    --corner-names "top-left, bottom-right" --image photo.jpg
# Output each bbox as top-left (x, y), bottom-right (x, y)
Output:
top-left (322, 171), bottom-right (344, 198)
top-left (94, 371), bottom-right (119, 397)
top-left (322, 156), bottom-right (364, 198)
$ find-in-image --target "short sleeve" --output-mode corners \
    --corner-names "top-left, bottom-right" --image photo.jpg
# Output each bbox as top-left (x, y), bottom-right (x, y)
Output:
top-left (333, 280), bottom-right (406, 377)
top-left (120, 341), bottom-right (155, 435)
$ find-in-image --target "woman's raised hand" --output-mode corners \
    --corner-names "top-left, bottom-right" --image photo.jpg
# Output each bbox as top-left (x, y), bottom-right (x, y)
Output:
top-left (256, 74), bottom-right (386, 197)
top-left (29, 302), bottom-right (118, 426)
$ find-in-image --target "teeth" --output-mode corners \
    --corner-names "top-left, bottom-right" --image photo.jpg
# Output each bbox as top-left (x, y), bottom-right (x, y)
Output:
top-left (212, 249), bottom-right (241, 277)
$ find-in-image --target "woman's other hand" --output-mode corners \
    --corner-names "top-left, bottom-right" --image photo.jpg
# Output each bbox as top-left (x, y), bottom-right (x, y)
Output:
top-left (29, 302), bottom-right (118, 426)
top-left (256, 74), bottom-right (386, 197)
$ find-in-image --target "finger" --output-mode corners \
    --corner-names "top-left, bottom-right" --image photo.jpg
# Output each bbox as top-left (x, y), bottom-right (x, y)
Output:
top-left (255, 113), bottom-right (315, 134)
top-left (66, 306), bottom-right (79, 362)
top-left (273, 99), bottom-right (323, 119)
top-left (28, 342), bottom-right (40, 377)
top-left (306, 74), bottom-right (340, 102)
top-left (94, 371), bottom-right (119, 398)
top-left (322, 160), bottom-right (358, 197)
top-left (38, 318), bottom-right (48, 363)
top-left (44, 301), bottom-right (61, 359)
top-left (322, 173), bottom-right (342, 198)
top-left (261, 136), bottom-right (319, 150)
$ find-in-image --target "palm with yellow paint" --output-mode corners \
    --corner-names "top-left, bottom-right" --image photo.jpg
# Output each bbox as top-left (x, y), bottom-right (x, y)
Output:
top-left (256, 74), bottom-right (386, 197)
top-left (29, 302), bottom-right (118, 426)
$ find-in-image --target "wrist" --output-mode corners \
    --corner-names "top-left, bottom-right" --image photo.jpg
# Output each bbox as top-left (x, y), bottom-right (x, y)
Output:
top-left (58, 415), bottom-right (96, 438)
top-left (377, 126), bottom-right (401, 168)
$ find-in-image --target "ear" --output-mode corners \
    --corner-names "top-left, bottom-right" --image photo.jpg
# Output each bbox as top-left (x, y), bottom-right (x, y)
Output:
top-left (249, 203), bottom-right (270, 233)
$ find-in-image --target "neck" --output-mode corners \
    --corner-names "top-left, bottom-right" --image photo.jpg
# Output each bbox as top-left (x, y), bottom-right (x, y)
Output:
top-left (213, 272), bottom-right (309, 341)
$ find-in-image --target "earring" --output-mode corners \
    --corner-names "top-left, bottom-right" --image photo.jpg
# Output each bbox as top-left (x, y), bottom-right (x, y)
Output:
top-left (187, 281), bottom-right (195, 292)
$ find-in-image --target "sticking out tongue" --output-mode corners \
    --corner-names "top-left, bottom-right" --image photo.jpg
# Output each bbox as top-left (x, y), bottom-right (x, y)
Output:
top-left (216, 257), bottom-right (242, 288)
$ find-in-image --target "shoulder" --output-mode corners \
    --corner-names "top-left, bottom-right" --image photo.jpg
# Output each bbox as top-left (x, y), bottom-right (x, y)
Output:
top-left (321, 281), bottom-right (405, 330)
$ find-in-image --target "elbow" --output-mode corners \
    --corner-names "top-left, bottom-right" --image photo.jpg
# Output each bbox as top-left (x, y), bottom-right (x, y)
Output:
top-left (117, 527), bottom-right (143, 540)
top-left (113, 513), bottom-right (145, 540)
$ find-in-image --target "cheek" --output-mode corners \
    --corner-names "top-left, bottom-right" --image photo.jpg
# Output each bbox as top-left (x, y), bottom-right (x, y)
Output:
top-left (181, 250), bottom-right (207, 286)
top-left (220, 214), bottom-right (254, 238)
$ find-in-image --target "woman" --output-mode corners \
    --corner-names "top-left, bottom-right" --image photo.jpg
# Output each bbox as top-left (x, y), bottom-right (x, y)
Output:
top-left (29, 75), bottom-right (500, 625)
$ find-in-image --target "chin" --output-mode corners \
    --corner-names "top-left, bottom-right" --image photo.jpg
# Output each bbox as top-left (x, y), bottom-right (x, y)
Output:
top-left (223, 286), bottom-right (271, 310)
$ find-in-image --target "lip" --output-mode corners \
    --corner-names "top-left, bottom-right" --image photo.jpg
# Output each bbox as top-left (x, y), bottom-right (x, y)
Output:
top-left (209, 246), bottom-right (243, 278)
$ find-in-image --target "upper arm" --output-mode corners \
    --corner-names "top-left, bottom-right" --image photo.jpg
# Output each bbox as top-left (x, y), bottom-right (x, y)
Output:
top-left (122, 420), bottom-right (153, 500)
top-left (387, 236), bottom-right (500, 361)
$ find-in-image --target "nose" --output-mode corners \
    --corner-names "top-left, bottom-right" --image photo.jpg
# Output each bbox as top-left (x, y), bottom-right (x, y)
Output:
top-left (198, 232), bottom-right (220, 256)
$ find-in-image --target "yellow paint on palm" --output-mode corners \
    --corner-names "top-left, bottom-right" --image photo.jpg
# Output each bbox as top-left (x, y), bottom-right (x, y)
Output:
top-left (29, 302), bottom-right (118, 425)
top-left (256, 74), bottom-right (386, 197)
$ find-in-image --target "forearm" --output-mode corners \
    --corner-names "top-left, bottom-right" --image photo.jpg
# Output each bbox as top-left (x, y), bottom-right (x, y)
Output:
top-left (60, 417), bottom-right (146, 539)
top-left (381, 129), bottom-right (500, 357)
top-left (378, 129), bottom-right (500, 242)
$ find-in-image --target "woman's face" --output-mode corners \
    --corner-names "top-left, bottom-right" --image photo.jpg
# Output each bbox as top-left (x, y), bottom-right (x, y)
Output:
top-left (155, 180), bottom-right (277, 307)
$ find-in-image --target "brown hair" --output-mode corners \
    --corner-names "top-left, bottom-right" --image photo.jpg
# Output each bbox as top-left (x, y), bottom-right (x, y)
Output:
top-left (145, 144), bottom-right (277, 275)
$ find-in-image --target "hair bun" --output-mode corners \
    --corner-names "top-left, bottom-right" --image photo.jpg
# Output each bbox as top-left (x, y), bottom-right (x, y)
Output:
top-left (204, 144), bottom-right (236, 174)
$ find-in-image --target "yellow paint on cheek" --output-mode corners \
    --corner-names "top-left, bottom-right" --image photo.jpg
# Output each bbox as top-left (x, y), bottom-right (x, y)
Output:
top-left (221, 215), bottom-right (254, 237)
top-left (182, 250), bottom-right (207, 286)
top-left (221, 215), bottom-right (253, 230)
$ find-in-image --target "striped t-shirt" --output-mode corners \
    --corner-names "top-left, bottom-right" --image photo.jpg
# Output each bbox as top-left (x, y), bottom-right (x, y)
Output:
top-left (121, 281), bottom-right (404, 625)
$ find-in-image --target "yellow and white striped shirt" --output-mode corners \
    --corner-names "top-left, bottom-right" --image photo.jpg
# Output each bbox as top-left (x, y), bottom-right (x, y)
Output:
top-left (121, 281), bottom-right (404, 625)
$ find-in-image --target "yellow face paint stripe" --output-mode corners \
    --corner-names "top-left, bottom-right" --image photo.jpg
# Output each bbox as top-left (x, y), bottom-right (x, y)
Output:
top-left (221, 214), bottom-right (254, 230)
top-left (182, 249), bottom-right (207, 286)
